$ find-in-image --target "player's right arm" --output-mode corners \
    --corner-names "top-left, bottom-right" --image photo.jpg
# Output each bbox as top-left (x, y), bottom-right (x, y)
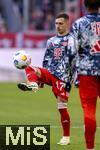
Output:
top-left (42, 39), bottom-right (53, 69)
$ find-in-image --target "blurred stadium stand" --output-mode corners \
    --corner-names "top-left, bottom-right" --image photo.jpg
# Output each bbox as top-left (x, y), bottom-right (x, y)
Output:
top-left (0, 0), bottom-right (85, 33)
top-left (0, 0), bottom-right (22, 32)
top-left (0, 0), bottom-right (85, 48)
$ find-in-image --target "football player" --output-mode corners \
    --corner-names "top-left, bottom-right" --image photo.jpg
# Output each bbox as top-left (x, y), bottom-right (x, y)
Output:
top-left (18, 13), bottom-right (76, 145)
top-left (71, 0), bottom-right (100, 149)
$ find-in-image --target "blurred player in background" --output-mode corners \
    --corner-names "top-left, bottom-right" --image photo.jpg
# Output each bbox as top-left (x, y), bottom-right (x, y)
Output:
top-left (71, 0), bottom-right (100, 149)
top-left (18, 13), bottom-right (76, 145)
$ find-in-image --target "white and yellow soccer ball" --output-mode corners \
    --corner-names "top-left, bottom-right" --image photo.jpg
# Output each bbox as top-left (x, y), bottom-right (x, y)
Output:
top-left (13, 50), bottom-right (31, 69)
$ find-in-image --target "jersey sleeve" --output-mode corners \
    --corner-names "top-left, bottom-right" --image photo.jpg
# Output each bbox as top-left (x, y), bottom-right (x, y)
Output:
top-left (67, 35), bottom-right (77, 84)
top-left (42, 39), bottom-right (52, 69)
top-left (71, 21), bottom-right (81, 51)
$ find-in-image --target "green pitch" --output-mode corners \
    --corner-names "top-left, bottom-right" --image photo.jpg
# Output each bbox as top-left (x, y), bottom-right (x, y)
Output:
top-left (0, 82), bottom-right (100, 150)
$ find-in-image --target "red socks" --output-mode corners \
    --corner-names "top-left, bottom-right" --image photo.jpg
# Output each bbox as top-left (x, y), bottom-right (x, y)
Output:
top-left (25, 66), bottom-right (38, 82)
top-left (58, 108), bottom-right (70, 136)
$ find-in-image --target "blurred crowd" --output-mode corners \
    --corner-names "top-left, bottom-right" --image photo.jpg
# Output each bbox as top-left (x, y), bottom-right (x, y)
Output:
top-left (28, 0), bottom-right (65, 31)
top-left (0, 0), bottom-right (85, 33)
top-left (0, 0), bottom-right (22, 32)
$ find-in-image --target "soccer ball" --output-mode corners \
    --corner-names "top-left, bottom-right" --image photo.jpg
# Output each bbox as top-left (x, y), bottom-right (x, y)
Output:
top-left (13, 50), bottom-right (31, 69)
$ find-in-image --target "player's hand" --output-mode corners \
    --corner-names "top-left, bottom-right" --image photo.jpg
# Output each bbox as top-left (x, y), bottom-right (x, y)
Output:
top-left (17, 82), bottom-right (38, 92)
top-left (65, 82), bottom-right (71, 92)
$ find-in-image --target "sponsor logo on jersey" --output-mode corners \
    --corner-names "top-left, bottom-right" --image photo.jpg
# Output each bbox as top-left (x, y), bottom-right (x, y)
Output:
top-left (91, 40), bottom-right (100, 54)
top-left (54, 48), bottom-right (62, 59)
top-left (91, 22), bottom-right (100, 36)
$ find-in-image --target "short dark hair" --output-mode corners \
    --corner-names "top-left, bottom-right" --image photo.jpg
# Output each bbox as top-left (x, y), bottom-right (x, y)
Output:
top-left (56, 13), bottom-right (69, 20)
top-left (84, 0), bottom-right (100, 9)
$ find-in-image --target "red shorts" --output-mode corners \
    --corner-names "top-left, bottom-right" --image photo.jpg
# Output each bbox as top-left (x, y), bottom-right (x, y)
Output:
top-left (79, 75), bottom-right (100, 119)
top-left (39, 68), bottom-right (69, 101)
top-left (79, 75), bottom-right (100, 100)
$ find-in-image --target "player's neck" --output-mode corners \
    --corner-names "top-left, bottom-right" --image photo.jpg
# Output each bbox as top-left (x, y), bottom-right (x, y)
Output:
top-left (58, 31), bottom-right (69, 37)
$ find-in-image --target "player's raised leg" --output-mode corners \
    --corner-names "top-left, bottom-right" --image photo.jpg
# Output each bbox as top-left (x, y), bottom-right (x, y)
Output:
top-left (17, 66), bottom-right (41, 92)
